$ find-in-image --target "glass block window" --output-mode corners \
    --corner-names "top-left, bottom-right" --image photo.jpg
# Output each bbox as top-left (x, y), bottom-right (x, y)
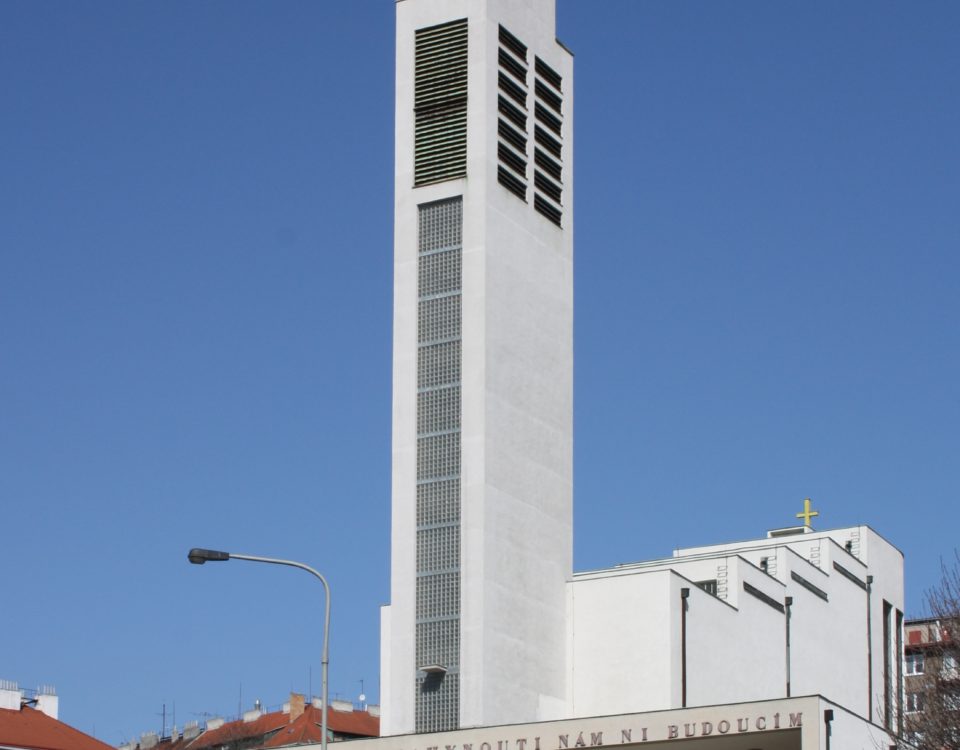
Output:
top-left (418, 295), bottom-right (461, 344)
top-left (417, 479), bottom-right (460, 527)
top-left (416, 197), bottom-right (462, 732)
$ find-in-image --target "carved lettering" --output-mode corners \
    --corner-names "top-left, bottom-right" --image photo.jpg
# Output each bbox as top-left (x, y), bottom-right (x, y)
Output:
top-left (774, 712), bottom-right (780, 730)
top-left (737, 718), bottom-right (749, 732)
top-left (517, 740), bottom-right (527, 750)
top-left (667, 726), bottom-right (678, 740)
top-left (717, 721), bottom-right (730, 734)
top-left (789, 713), bottom-right (803, 728)
top-left (700, 722), bottom-right (712, 736)
top-left (498, 741), bottom-right (508, 750)
top-left (640, 728), bottom-right (647, 742)
top-left (558, 736), bottom-right (568, 749)
top-left (620, 730), bottom-right (631, 744)
top-left (535, 738), bottom-right (541, 750)
top-left (590, 732), bottom-right (603, 746)
top-left (756, 717), bottom-right (766, 730)
top-left (446, 745), bottom-right (457, 750)
top-left (481, 743), bottom-right (491, 750)
top-left (683, 724), bottom-right (696, 738)
top-left (574, 732), bottom-right (586, 748)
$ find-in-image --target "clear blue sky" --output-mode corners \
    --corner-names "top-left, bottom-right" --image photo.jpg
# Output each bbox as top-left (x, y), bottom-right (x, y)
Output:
top-left (1, 0), bottom-right (958, 744)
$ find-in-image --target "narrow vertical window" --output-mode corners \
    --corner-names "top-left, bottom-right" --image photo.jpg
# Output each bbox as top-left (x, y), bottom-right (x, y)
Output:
top-left (415, 198), bottom-right (463, 732)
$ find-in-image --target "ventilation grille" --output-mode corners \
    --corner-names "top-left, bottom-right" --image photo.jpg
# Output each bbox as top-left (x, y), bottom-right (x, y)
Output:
top-left (533, 56), bottom-right (564, 226)
top-left (415, 198), bottom-right (462, 733)
top-left (415, 20), bottom-right (468, 187)
top-left (496, 25), bottom-right (528, 201)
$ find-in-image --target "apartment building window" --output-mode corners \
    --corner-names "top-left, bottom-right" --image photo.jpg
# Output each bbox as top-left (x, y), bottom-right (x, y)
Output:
top-left (943, 653), bottom-right (959, 679)
top-left (906, 692), bottom-right (925, 713)
top-left (906, 652), bottom-right (925, 675)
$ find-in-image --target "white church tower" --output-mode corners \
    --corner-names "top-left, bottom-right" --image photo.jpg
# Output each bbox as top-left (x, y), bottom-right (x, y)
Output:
top-left (380, 0), bottom-right (574, 736)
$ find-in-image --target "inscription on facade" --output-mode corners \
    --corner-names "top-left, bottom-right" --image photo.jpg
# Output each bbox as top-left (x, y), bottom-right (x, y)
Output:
top-left (414, 711), bottom-right (802, 750)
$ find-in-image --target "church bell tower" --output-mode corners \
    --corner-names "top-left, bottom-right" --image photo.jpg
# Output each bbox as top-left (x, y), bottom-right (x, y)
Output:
top-left (380, 0), bottom-right (574, 734)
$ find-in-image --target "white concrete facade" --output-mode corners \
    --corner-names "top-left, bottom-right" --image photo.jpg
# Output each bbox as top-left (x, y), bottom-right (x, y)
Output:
top-left (379, 0), bottom-right (908, 742)
top-left (383, 0), bottom-right (574, 736)
top-left (568, 525), bottom-right (905, 735)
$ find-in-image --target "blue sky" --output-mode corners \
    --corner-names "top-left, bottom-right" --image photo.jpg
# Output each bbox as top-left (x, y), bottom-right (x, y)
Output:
top-left (1, 0), bottom-right (958, 744)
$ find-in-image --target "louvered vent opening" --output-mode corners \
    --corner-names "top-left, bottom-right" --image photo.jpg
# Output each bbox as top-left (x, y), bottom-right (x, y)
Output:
top-left (415, 19), bottom-right (468, 187)
top-left (498, 96), bottom-right (526, 130)
top-left (496, 25), bottom-right (529, 202)
top-left (499, 25), bottom-right (527, 60)
top-left (533, 56), bottom-right (563, 226)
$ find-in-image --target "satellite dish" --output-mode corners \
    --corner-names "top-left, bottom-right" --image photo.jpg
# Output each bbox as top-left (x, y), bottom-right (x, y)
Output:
top-left (359, 693), bottom-right (366, 703)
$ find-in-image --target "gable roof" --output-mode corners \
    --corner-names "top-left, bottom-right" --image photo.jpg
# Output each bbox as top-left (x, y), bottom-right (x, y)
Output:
top-left (264, 705), bottom-right (379, 748)
top-left (186, 703), bottom-right (378, 750)
top-left (0, 705), bottom-right (114, 750)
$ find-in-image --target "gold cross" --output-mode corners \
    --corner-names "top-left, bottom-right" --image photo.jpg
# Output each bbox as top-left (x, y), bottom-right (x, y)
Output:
top-left (796, 497), bottom-right (819, 527)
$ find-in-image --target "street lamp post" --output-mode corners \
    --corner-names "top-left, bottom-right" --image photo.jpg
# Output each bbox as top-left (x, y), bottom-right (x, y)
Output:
top-left (188, 548), bottom-right (331, 750)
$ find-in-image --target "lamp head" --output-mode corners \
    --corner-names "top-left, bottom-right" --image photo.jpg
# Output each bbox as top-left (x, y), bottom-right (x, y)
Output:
top-left (188, 548), bottom-right (230, 565)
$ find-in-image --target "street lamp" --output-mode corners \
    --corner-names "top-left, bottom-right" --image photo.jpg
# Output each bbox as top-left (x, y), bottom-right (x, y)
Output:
top-left (188, 548), bottom-right (331, 750)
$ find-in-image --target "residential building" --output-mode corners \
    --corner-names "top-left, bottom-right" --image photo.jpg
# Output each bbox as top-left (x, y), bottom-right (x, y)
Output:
top-left (0, 680), bottom-right (113, 750)
top-left (903, 616), bottom-right (960, 747)
top-left (120, 694), bottom-right (379, 750)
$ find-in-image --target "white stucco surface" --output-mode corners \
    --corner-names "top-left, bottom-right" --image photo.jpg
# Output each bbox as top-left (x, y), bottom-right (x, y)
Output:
top-left (385, 0), bottom-right (574, 735)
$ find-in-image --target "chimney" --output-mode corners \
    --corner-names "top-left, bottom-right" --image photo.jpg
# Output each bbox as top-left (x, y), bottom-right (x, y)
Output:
top-left (289, 692), bottom-right (305, 724)
top-left (36, 686), bottom-right (58, 720)
top-left (140, 732), bottom-right (159, 749)
top-left (0, 680), bottom-right (19, 712)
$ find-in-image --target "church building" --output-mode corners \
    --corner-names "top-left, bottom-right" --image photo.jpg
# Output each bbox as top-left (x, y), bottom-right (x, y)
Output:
top-left (377, 1), bottom-right (906, 748)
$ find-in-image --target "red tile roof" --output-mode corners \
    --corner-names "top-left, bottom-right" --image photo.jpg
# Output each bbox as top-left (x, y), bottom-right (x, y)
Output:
top-left (264, 705), bottom-right (379, 748)
top-left (188, 710), bottom-right (288, 750)
top-left (0, 705), bottom-right (114, 750)
top-left (187, 703), bottom-right (378, 750)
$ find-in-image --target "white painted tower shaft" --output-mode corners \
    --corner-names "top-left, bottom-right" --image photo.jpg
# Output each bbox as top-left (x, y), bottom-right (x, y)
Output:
top-left (381, 0), bottom-right (574, 735)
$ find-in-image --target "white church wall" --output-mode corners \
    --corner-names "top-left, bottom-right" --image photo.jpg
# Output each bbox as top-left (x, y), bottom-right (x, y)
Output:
top-left (686, 557), bottom-right (787, 707)
top-left (460, 0), bottom-right (574, 729)
top-left (780, 546), bottom-right (867, 716)
top-left (568, 570), bottom-right (677, 716)
top-left (826, 699), bottom-right (900, 750)
top-left (859, 526), bottom-right (905, 731)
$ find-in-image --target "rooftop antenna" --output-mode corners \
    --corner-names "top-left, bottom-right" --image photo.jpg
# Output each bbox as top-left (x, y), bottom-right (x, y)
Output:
top-left (156, 703), bottom-right (167, 738)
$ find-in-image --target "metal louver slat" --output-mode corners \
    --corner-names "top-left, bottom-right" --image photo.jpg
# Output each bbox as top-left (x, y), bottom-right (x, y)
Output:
top-left (415, 19), bottom-right (468, 187)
